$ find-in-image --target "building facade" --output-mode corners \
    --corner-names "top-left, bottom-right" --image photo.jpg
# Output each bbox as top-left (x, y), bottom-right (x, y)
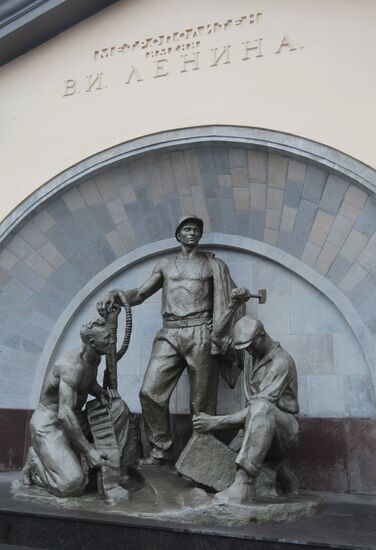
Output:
top-left (0, 0), bottom-right (376, 493)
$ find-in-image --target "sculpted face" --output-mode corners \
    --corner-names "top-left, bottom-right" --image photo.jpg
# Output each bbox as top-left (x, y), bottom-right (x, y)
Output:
top-left (177, 222), bottom-right (202, 247)
top-left (246, 331), bottom-right (266, 357)
top-left (90, 326), bottom-right (113, 354)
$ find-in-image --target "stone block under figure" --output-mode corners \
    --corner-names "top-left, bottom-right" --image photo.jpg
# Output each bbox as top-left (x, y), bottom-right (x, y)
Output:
top-left (193, 309), bottom-right (299, 505)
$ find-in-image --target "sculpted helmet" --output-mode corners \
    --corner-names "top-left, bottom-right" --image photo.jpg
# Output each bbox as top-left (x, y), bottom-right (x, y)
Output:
top-left (233, 316), bottom-right (265, 350)
top-left (175, 215), bottom-right (204, 240)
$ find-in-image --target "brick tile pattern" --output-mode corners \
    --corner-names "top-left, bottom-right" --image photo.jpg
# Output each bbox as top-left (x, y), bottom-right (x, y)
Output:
top-left (0, 147), bottom-right (375, 418)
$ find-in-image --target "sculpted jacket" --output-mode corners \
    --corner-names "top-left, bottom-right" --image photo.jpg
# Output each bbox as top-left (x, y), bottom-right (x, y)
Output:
top-left (245, 343), bottom-right (299, 415)
top-left (205, 252), bottom-right (246, 388)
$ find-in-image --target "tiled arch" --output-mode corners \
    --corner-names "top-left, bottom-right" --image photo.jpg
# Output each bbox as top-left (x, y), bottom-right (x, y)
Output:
top-left (1, 127), bottom-right (376, 410)
top-left (31, 235), bottom-right (373, 417)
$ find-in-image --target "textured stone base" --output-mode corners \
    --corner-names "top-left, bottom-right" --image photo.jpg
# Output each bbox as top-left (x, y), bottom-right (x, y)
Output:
top-left (11, 467), bottom-right (320, 526)
top-left (6, 412), bottom-right (376, 495)
top-left (3, 472), bottom-right (375, 550)
top-left (160, 496), bottom-right (321, 525)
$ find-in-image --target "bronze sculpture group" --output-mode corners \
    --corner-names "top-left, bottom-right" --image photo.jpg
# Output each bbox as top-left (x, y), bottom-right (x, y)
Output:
top-left (20, 215), bottom-right (300, 507)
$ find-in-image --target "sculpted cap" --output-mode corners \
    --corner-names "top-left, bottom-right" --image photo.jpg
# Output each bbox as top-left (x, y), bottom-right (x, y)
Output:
top-left (233, 316), bottom-right (264, 350)
top-left (175, 215), bottom-right (204, 239)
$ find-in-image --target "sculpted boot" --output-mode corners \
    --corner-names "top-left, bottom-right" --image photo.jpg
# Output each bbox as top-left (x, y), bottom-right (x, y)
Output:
top-left (214, 468), bottom-right (256, 504)
top-left (137, 455), bottom-right (174, 466)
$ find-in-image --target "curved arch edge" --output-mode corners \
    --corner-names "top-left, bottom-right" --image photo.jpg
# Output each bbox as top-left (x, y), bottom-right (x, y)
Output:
top-left (2, 125), bottom-right (376, 243)
top-left (30, 233), bottom-right (376, 408)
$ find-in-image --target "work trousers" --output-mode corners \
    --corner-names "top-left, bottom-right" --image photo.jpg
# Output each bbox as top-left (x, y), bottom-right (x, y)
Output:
top-left (23, 399), bottom-right (134, 497)
top-left (236, 398), bottom-right (299, 476)
top-left (26, 403), bottom-right (87, 497)
top-left (140, 324), bottom-right (218, 459)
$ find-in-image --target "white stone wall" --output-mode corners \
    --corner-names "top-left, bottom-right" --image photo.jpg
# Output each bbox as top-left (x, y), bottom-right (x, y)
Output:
top-left (57, 247), bottom-right (374, 418)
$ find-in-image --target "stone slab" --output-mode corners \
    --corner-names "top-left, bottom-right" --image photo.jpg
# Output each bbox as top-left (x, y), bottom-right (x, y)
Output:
top-left (294, 418), bottom-right (348, 492)
top-left (176, 433), bottom-right (278, 497)
top-left (3, 481), bottom-right (376, 550)
top-left (302, 166), bottom-right (327, 204)
top-left (86, 399), bottom-right (122, 497)
top-left (346, 418), bottom-right (376, 493)
top-left (176, 432), bottom-right (236, 492)
top-left (319, 174), bottom-right (349, 216)
top-left (11, 467), bottom-right (319, 527)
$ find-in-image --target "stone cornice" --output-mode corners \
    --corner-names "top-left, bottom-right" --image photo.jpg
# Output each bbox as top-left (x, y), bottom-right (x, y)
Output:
top-left (0, 0), bottom-right (119, 66)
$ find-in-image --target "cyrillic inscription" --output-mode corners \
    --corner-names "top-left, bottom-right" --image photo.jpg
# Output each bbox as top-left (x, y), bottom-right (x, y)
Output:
top-left (62, 10), bottom-right (304, 98)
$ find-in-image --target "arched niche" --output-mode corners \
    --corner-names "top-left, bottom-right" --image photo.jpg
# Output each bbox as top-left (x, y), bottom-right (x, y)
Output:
top-left (31, 236), bottom-right (374, 417)
top-left (0, 126), bottom-right (375, 412)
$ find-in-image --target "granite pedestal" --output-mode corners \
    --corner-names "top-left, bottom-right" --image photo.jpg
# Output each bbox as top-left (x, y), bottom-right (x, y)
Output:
top-left (1, 472), bottom-right (375, 550)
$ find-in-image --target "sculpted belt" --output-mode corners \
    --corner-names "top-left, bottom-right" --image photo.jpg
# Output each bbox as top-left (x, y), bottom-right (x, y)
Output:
top-left (163, 316), bottom-right (212, 328)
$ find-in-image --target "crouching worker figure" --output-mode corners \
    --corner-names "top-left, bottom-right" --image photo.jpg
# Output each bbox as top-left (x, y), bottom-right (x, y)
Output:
top-left (21, 315), bottom-right (134, 498)
top-left (193, 310), bottom-right (299, 504)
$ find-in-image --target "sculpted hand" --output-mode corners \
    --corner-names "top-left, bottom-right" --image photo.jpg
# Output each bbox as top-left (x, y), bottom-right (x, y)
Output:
top-left (96, 291), bottom-right (119, 317)
top-left (231, 287), bottom-right (251, 305)
top-left (192, 412), bottom-right (218, 433)
top-left (99, 389), bottom-right (112, 410)
top-left (85, 447), bottom-right (109, 469)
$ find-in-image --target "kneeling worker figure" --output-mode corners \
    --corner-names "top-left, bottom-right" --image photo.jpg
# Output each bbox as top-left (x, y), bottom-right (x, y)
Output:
top-left (21, 310), bottom-right (135, 498)
top-left (193, 308), bottom-right (299, 504)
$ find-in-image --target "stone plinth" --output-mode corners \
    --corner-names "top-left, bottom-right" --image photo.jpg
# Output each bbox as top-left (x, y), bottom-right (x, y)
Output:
top-left (12, 464), bottom-right (320, 526)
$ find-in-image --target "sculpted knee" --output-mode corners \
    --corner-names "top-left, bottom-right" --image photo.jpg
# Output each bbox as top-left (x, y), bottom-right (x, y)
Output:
top-left (251, 398), bottom-right (274, 419)
top-left (56, 472), bottom-right (86, 497)
top-left (139, 386), bottom-right (153, 405)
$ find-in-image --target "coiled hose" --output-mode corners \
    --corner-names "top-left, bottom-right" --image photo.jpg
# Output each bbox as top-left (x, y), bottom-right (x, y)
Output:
top-left (116, 289), bottom-right (133, 361)
top-left (103, 289), bottom-right (132, 392)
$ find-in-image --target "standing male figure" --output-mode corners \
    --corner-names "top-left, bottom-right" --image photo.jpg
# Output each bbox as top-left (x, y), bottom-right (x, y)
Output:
top-left (98, 216), bottom-right (248, 464)
top-left (193, 314), bottom-right (299, 504)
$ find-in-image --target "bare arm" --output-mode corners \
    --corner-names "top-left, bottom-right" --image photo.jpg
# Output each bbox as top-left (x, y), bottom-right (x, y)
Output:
top-left (97, 264), bottom-right (163, 314)
top-left (192, 408), bottom-right (248, 433)
top-left (57, 372), bottom-right (108, 467)
top-left (212, 287), bottom-right (251, 349)
top-left (124, 269), bottom-right (163, 305)
top-left (89, 381), bottom-right (111, 408)
top-left (57, 376), bottom-right (91, 455)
